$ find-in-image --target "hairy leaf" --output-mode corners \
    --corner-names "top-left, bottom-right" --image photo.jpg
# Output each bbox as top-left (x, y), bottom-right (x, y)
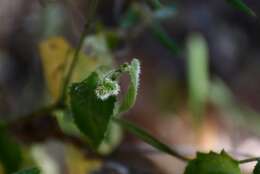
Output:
top-left (66, 145), bottom-right (101, 174)
top-left (184, 151), bottom-right (241, 174)
top-left (13, 167), bottom-right (40, 174)
top-left (225, 0), bottom-right (256, 16)
top-left (119, 59), bottom-right (141, 113)
top-left (70, 72), bottom-right (116, 149)
top-left (0, 122), bottom-right (22, 173)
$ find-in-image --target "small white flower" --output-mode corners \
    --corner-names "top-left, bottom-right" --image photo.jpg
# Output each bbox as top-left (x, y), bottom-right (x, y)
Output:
top-left (95, 78), bottom-right (120, 100)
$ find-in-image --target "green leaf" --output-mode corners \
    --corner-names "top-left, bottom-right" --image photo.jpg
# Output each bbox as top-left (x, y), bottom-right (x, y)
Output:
top-left (0, 122), bottom-right (22, 174)
top-left (13, 167), bottom-right (40, 174)
top-left (253, 160), bottom-right (260, 174)
top-left (187, 33), bottom-right (209, 121)
top-left (225, 0), bottom-right (256, 16)
top-left (184, 151), bottom-right (241, 174)
top-left (70, 72), bottom-right (116, 149)
top-left (113, 117), bottom-right (188, 161)
top-left (97, 122), bottom-right (123, 155)
top-left (119, 59), bottom-right (141, 113)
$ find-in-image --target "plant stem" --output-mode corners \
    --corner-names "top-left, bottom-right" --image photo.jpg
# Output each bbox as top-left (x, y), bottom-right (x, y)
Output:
top-left (59, 24), bottom-right (89, 103)
top-left (239, 157), bottom-right (260, 164)
top-left (59, 0), bottom-right (99, 105)
top-left (112, 117), bottom-right (190, 162)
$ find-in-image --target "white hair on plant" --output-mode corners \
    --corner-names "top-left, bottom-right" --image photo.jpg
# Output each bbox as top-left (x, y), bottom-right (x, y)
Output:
top-left (95, 78), bottom-right (120, 100)
top-left (131, 58), bottom-right (141, 89)
top-left (95, 58), bottom-right (141, 101)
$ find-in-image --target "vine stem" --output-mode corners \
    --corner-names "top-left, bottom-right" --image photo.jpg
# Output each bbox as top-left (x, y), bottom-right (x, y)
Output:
top-left (239, 157), bottom-right (260, 164)
top-left (59, 0), bottom-right (99, 106)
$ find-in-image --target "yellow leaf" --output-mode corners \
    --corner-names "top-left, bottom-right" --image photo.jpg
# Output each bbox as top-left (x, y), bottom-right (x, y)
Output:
top-left (39, 37), bottom-right (71, 102)
top-left (39, 35), bottom-right (113, 103)
top-left (0, 164), bottom-right (4, 174)
top-left (66, 145), bottom-right (101, 174)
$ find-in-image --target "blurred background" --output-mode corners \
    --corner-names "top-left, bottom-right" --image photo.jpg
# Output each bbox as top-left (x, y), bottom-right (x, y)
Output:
top-left (1, 0), bottom-right (260, 173)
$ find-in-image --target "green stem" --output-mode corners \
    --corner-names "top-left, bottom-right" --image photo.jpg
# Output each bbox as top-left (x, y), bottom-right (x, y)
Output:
top-left (239, 157), bottom-right (260, 164)
top-left (59, 0), bottom-right (99, 106)
top-left (112, 117), bottom-right (190, 162)
top-left (59, 24), bottom-right (89, 103)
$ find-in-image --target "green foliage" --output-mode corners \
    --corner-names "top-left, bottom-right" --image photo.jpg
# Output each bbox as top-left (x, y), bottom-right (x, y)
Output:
top-left (253, 161), bottom-right (260, 174)
top-left (119, 59), bottom-right (141, 113)
top-left (4, 0), bottom-right (258, 169)
top-left (184, 151), bottom-right (241, 174)
top-left (13, 167), bottom-right (40, 174)
top-left (0, 122), bottom-right (22, 174)
top-left (225, 0), bottom-right (256, 16)
top-left (70, 72), bottom-right (116, 149)
top-left (69, 58), bottom-right (140, 150)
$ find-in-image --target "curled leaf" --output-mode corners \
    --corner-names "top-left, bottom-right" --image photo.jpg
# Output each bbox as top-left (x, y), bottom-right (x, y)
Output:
top-left (119, 59), bottom-right (141, 113)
